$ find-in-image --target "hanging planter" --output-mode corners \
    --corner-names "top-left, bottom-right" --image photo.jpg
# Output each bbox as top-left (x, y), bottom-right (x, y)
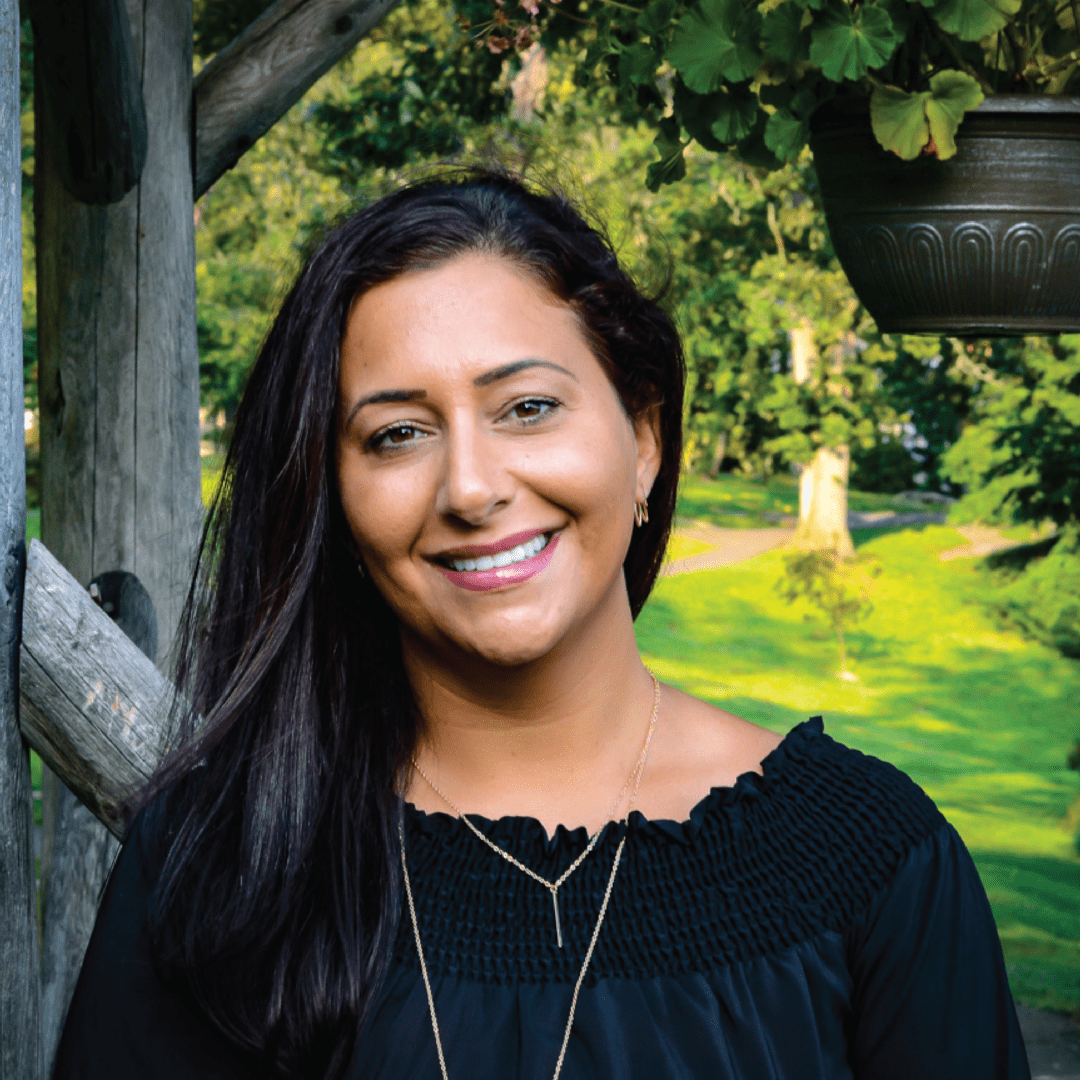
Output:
top-left (809, 95), bottom-right (1080, 336)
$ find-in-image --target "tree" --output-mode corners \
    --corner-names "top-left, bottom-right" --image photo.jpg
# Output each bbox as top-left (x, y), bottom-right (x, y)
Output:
top-left (941, 334), bottom-right (1080, 658)
top-left (776, 547), bottom-right (879, 679)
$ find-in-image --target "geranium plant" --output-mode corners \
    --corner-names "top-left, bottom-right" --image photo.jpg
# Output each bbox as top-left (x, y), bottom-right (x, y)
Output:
top-left (459, 0), bottom-right (1080, 185)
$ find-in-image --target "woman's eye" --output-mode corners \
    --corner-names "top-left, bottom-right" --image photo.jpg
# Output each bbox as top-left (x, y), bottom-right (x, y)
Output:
top-left (369, 423), bottom-right (426, 452)
top-left (507, 398), bottom-right (558, 424)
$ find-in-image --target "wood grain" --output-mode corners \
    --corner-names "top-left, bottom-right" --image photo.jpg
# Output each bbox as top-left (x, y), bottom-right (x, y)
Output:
top-left (30, 0), bottom-right (147, 204)
top-left (20, 540), bottom-right (169, 1071)
top-left (34, 0), bottom-right (200, 1061)
top-left (193, 0), bottom-right (401, 198)
top-left (0, 1), bottom-right (42, 1074)
top-left (20, 540), bottom-right (170, 837)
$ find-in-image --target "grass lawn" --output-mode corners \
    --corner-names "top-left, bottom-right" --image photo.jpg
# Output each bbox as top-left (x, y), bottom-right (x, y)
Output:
top-left (676, 472), bottom-right (921, 529)
top-left (638, 479), bottom-right (1080, 1011)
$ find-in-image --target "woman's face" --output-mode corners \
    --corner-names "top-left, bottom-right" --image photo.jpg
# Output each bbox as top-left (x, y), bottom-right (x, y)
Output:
top-left (335, 252), bottom-right (659, 668)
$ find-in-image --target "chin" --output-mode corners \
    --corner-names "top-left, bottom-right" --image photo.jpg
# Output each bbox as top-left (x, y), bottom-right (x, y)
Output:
top-left (434, 606), bottom-right (574, 668)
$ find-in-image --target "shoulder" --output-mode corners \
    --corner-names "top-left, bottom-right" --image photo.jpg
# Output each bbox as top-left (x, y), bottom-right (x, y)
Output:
top-left (707, 716), bottom-right (948, 918)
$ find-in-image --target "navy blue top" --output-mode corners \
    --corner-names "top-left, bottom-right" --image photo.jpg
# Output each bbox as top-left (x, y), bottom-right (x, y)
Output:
top-left (54, 718), bottom-right (1031, 1079)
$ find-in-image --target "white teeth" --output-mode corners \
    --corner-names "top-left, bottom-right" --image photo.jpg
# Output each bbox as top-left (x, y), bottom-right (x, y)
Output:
top-left (448, 533), bottom-right (549, 573)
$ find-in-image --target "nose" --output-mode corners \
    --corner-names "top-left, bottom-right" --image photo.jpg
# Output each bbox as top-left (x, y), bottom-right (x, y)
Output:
top-left (435, 414), bottom-right (512, 526)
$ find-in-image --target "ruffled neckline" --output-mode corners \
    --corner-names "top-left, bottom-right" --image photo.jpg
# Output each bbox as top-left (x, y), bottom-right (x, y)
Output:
top-left (404, 715), bottom-right (826, 854)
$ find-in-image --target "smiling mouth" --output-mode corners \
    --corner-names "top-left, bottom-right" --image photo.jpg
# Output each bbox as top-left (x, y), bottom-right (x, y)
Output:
top-left (433, 530), bottom-right (560, 592)
top-left (441, 532), bottom-right (552, 573)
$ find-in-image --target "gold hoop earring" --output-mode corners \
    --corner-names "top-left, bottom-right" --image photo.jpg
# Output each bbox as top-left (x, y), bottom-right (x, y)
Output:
top-left (634, 499), bottom-right (649, 528)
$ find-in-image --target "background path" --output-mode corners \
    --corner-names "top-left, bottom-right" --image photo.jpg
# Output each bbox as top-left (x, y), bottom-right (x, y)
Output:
top-left (1019, 1006), bottom-right (1080, 1079)
top-left (662, 510), bottom-right (949, 577)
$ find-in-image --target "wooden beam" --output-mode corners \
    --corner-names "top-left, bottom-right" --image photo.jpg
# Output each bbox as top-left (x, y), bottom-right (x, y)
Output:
top-left (193, 0), bottom-right (402, 199)
top-left (0, 1), bottom-right (42, 1074)
top-left (19, 540), bottom-right (169, 840)
top-left (30, 0), bottom-right (148, 205)
top-left (35, 0), bottom-right (198, 1060)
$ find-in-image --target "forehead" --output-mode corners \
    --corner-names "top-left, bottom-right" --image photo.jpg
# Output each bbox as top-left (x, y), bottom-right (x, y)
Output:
top-left (339, 253), bottom-right (600, 387)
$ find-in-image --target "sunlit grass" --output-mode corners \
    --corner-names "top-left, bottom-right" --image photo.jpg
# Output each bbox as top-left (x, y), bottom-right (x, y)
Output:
top-left (677, 471), bottom-right (918, 528)
top-left (637, 520), bottom-right (1080, 1011)
top-left (665, 533), bottom-right (714, 561)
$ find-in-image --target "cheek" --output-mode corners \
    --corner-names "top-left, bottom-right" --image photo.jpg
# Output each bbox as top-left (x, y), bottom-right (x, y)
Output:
top-left (528, 417), bottom-right (639, 528)
top-left (337, 456), bottom-right (429, 569)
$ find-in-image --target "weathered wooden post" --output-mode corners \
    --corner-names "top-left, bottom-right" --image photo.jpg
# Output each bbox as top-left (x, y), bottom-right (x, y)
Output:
top-left (34, 0), bottom-right (198, 1061)
top-left (29, 0), bottom-right (402, 1064)
top-left (0, 1), bottom-right (41, 1076)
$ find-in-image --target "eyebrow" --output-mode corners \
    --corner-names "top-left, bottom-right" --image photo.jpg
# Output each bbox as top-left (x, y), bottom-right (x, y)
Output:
top-left (343, 388), bottom-right (426, 431)
top-left (473, 358), bottom-right (578, 387)
top-left (342, 359), bottom-right (577, 430)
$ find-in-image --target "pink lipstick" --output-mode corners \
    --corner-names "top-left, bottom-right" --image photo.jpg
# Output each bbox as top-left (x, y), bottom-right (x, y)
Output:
top-left (434, 531), bottom-right (559, 592)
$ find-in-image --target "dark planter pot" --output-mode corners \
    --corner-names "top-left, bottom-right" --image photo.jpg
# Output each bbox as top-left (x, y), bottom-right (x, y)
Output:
top-left (809, 95), bottom-right (1080, 336)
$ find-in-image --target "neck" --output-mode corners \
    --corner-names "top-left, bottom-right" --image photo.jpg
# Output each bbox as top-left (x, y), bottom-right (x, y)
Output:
top-left (400, 586), bottom-right (657, 834)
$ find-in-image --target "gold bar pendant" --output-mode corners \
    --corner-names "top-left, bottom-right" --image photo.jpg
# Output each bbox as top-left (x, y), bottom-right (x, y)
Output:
top-left (552, 889), bottom-right (563, 949)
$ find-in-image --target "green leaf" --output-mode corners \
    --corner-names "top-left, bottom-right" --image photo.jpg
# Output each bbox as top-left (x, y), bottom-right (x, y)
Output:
top-left (927, 0), bottom-right (1021, 41)
top-left (710, 89), bottom-right (760, 142)
top-left (870, 83), bottom-right (929, 159)
top-left (762, 3), bottom-right (810, 62)
top-left (790, 86), bottom-right (819, 117)
top-left (736, 109), bottom-right (783, 169)
top-left (869, 71), bottom-right (983, 159)
top-left (809, 0), bottom-right (900, 81)
top-left (637, 0), bottom-right (679, 37)
top-left (647, 116), bottom-right (687, 191)
top-left (764, 107), bottom-right (811, 160)
top-left (667, 0), bottom-right (764, 93)
top-left (619, 42), bottom-right (661, 88)
top-left (673, 80), bottom-right (728, 152)
top-left (924, 69), bottom-right (984, 157)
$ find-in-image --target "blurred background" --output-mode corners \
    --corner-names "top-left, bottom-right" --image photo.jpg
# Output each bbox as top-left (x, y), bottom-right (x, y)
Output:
top-left (18, 0), bottom-right (1080, 1025)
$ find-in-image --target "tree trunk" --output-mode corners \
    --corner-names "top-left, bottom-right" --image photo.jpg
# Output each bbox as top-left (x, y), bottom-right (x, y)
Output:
top-left (707, 430), bottom-right (727, 479)
top-left (789, 323), bottom-right (853, 554)
top-left (34, 0), bottom-right (199, 1066)
top-left (793, 445), bottom-right (854, 556)
top-left (0, 4), bottom-right (42, 1076)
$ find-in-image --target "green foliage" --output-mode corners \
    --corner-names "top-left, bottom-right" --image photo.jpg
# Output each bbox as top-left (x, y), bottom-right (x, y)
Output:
top-left (985, 529), bottom-right (1080, 658)
top-left (776, 546), bottom-right (879, 675)
top-left (808, 0), bottom-right (900, 82)
top-left (459, 0), bottom-right (1080, 181)
top-left (940, 336), bottom-right (1080, 662)
top-left (929, 0), bottom-right (1023, 41)
top-left (667, 0), bottom-right (764, 92)
top-left (848, 337), bottom-right (978, 496)
top-left (942, 335), bottom-right (1080, 531)
top-left (870, 70), bottom-right (984, 159)
top-left (312, 3), bottom-right (510, 178)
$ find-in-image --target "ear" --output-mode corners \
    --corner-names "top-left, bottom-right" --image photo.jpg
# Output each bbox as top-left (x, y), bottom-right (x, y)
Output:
top-left (633, 403), bottom-right (662, 503)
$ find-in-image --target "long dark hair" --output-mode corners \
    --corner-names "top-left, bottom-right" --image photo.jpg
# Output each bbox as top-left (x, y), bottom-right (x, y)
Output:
top-left (135, 169), bottom-right (685, 1079)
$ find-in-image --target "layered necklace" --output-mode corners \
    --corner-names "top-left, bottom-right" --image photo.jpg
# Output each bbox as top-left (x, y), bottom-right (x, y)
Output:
top-left (399, 672), bottom-right (662, 1080)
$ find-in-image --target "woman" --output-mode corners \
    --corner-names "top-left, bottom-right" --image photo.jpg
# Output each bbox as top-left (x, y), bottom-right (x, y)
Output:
top-left (54, 171), bottom-right (1029, 1080)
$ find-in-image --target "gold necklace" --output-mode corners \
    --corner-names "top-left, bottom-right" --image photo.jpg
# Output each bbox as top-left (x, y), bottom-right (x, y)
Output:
top-left (399, 671), bottom-right (660, 1080)
top-left (400, 818), bottom-right (625, 1080)
top-left (410, 671), bottom-right (660, 948)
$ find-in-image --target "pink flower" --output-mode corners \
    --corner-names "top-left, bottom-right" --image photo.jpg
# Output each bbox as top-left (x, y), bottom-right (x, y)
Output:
top-left (515, 24), bottom-right (535, 46)
top-left (519, 0), bottom-right (540, 14)
top-left (487, 35), bottom-right (511, 53)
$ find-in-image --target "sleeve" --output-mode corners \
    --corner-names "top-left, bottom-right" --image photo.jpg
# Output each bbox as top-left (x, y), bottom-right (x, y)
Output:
top-left (52, 820), bottom-right (257, 1080)
top-left (845, 821), bottom-right (1031, 1080)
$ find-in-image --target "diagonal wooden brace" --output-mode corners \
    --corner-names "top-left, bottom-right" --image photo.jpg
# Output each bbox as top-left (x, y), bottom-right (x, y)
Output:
top-left (19, 539), bottom-right (170, 839)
